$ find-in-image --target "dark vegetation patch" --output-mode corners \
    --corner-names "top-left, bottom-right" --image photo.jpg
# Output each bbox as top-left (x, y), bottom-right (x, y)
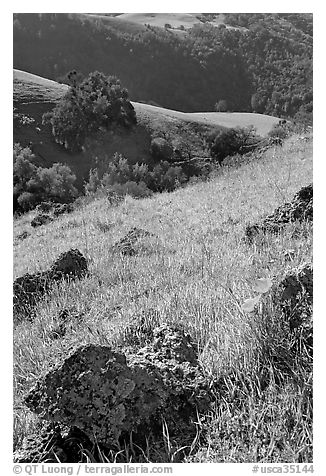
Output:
top-left (208, 126), bottom-right (261, 165)
top-left (13, 143), bottom-right (77, 213)
top-left (13, 13), bottom-right (312, 122)
top-left (42, 71), bottom-right (136, 152)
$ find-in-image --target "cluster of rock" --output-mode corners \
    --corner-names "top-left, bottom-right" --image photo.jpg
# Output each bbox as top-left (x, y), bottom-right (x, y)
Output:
top-left (278, 263), bottom-right (313, 352)
top-left (245, 184), bottom-right (312, 240)
top-left (31, 202), bottom-right (74, 228)
top-left (16, 325), bottom-right (212, 462)
top-left (13, 249), bottom-right (87, 320)
top-left (112, 227), bottom-right (154, 256)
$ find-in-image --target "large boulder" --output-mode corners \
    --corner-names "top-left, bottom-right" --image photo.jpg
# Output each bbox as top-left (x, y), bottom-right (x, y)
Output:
top-left (24, 325), bottom-right (212, 451)
top-left (13, 249), bottom-right (88, 321)
top-left (13, 272), bottom-right (50, 316)
top-left (245, 184), bottom-right (313, 240)
top-left (278, 263), bottom-right (313, 332)
top-left (112, 227), bottom-right (154, 256)
top-left (50, 249), bottom-right (88, 280)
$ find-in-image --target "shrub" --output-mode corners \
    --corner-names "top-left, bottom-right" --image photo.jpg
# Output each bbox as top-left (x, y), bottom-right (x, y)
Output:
top-left (17, 192), bottom-right (38, 212)
top-left (147, 161), bottom-right (187, 192)
top-left (109, 181), bottom-right (153, 199)
top-left (208, 127), bottom-right (260, 165)
top-left (84, 153), bottom-right (188, 197)
top-left (215, 99), bottom-right (228, 112)
top-left (268, 123), bottom-right (290, 144)
top-left (35, 164), bottom-right (78, 203)
top-left (150, 137), bottom-right (173, 162)
top-left (43, 71), bottom-right (137, 152)
top-left (13, 143), bottom-right (78, 213)
top-left (84, 168), bottom-right (101, 194)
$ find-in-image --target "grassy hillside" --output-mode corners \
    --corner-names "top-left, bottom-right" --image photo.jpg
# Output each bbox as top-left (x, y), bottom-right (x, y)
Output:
top-left (13, 70), bottom-right (214, 187)
top-left (14, 69), bottom-right (281, 188)
top-left (13, 13), bottom-right (312, 118)
top-left (13, 132), bottom-right (312, 462)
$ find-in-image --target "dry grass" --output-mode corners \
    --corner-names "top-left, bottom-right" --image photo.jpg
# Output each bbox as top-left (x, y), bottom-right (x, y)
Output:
top-left (13, 133), bottom-right (313, 462)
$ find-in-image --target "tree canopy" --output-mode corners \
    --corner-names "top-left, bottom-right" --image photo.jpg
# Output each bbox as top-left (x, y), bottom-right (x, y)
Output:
top-left (44, 71), bottom-right (137, 151)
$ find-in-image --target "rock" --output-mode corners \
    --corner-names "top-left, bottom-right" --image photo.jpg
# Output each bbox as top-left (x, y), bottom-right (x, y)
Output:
top-left (14, 422), bottom-right (64, 463)
top-left (150, 323), bottom-right (198, 364)
top-left (14, 423), bottom-right (91, 463)
top-left (13, 249), bottom-right (88, 321)
top-left (279, 263), bottom-right (313, 331)
top-left (36, 202), bottom-right (54, 213)
top-left (50, 249), bottom-right (88, 280)
top-left (34, 202), bottom-right (73, 223)
top-left (245, 184), bottom-right (313, 240)
top-left (52, 203), bottom-right (74, 217)
top-left (24, 325), bottom-right (212, 449)
top-left (113, 227), bottom-right (154, 256)
top-left (31, 213), bottom-right (53, 228)
top-left (13, 272), bottom-right (50, 317)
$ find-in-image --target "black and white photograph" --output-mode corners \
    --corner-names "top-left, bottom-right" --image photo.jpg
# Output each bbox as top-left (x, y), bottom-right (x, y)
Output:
top-left (11, 5), bottom-right (314, 470)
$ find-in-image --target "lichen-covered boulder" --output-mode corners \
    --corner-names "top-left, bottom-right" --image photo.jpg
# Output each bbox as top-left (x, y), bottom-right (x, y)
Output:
top-left (245, 184), bottom-right (313, 240)
top-left (112, 227), bottom-right (153, 256)
top-left (24, 325), bottom-right (212, 448)
top-left (13, 249), bottom-right (88, 321)
top-left (13, 423), bottom-right (90, 463)
top-left (25, 345), bottom-right (160, 445)
top-left (50, 249), bottom-right (88, 279)
top-left (279, 263), bottom-right (313, 331)
top-left (13, 272), bottom-right (50, 317)
top-left (31, 213), bottom-right (53, 228)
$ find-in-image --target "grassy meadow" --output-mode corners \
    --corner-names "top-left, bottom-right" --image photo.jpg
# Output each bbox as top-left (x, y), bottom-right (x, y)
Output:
top-left (13, 133), bottom-right (313, 463)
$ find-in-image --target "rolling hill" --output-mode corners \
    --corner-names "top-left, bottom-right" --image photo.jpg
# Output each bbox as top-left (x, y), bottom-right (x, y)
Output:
top-left (13, 13), bottom-right (312, 119)
top-left (111, 12), bottom-right (247, 32)
top-left (13, 69), bottom-right (281, 188)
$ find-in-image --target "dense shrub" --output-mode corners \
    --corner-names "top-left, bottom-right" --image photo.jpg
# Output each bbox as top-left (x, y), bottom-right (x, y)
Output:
top-left (13, 143), bottom-right (78, 212)
top-left (150, 137), bottom-right (174, 162)
top-left (147, 161), bottom-right (187, 192)
top-left (84, 153), bottom-right (188, 198)
top-left (215, 99), bottom-right (228, 112)
top-left (17, 191), bottom-right (38, 212)
top-left (43, 71), bottom-right (137, 152)
top-left (208, 127), bottom-right (261, 165)
top-left (109, 181), bottom-right (153, 199)
top-left (14, 14), bottom-right (312, 120)
top-left (268, 123), bottom-right (290, 144)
